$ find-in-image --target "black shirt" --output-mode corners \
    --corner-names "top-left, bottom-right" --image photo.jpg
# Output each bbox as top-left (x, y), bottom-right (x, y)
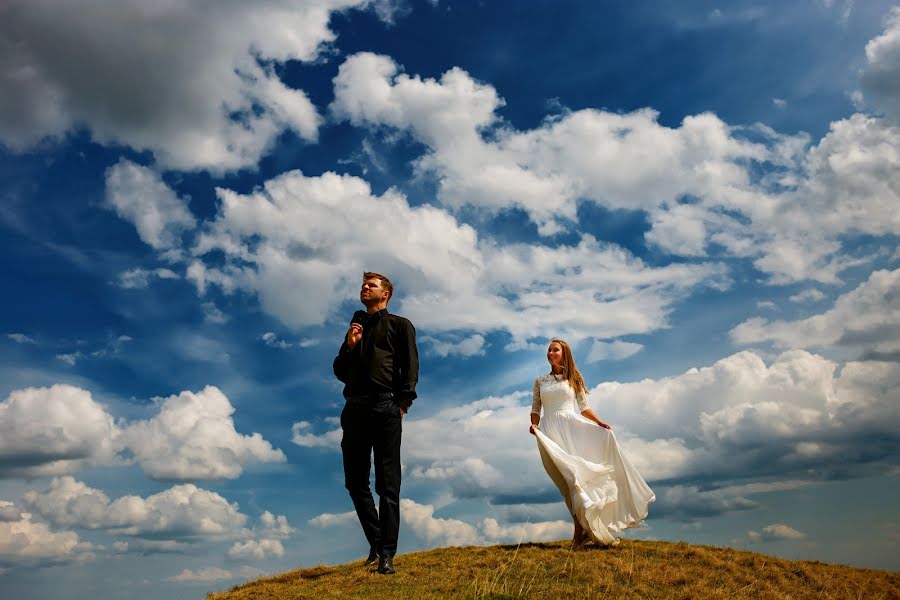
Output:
top-left (333, 308), bottom-right (419, 410)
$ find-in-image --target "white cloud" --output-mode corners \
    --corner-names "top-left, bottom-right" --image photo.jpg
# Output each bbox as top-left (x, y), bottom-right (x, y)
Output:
top-left (292, 421), bottom-right (343, 449)
top-left (0, 383), bottom-right (283, 481)
top-left (256, 511), bottom-right (295, 540)
top-left (732, 268), bottom-right (900, 356)
top-left (773, 98), bottom-right (787, 109)
top-left (0, 0), bottom-right (380, 171)
top-left (788, 288), bottom-right (826, 303)
top-left (0, 384), bottom-right (118, 478)
top-left (586, 339), bottom-right (643, 362)
top-left (861, 7), bottom-right (900, 120)
top-left (331, 52), bottom-right (766, 236)
top-left (184, 169), bottom-right (724, 347)
top-left (330, 53), bottom-right (900, 284)
top-left (308, 510), bottom-right (357, 528)
top-left (227, 539), bottom-right (284, 561)
top-left (24, 476), bottom-right (248, 539)
top-left (165, 567), bottom-right (234, 583)
top-left (756, 300), bottom-right (777, 310)
top-left (56, 352), bottom-right (84, 366)
top-left (6, 333), bottom-right (35, 344)
top-left (748, 523), bottom-right (806, 543)
top-left (310, 499), bottom-right (572, 547)
top-left (421, 334), bottom-right (486, 357)
top-left (105, 160), bottom-right (196, 251)
top-left (400, 498), bottom-right (482, 546)
top-left (117, 267), bottom-right (179, 289)
top-left (120, 385), bottom-right (286, 481)
top-left (479, 518), bottom-right (571, 545)
top-left (260, 332), bottom-right (293, 349)
top-left (0, 512), bottom-right (94, 569)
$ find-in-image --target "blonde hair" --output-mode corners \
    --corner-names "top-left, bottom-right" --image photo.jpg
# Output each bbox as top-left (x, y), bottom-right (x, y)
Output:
top-left (549, 338), bottom-right (587, 398)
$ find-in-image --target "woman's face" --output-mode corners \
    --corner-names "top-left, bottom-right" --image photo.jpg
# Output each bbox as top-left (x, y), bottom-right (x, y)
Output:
top-left (547, 342), bottom-right (564, 368)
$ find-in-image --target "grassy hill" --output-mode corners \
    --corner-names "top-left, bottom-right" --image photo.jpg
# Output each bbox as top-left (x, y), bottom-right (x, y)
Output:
top-left (208, 539), bottom-right (899, 599)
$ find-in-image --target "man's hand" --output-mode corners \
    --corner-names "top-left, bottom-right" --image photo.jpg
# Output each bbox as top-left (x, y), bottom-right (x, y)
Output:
top-left (399, 407), bottom-right (406, 416)
top-left (529, 423), bottom-right (539, 435)
top-left (346, 323), bottom-right (363, 349)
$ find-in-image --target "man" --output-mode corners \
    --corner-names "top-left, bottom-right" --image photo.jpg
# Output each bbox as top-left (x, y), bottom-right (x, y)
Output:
top-left (333, 272), bottom-right (418, 575)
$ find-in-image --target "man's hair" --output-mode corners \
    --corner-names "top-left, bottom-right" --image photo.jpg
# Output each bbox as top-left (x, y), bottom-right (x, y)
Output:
top-left (363, 271), bottom-right (393, 301)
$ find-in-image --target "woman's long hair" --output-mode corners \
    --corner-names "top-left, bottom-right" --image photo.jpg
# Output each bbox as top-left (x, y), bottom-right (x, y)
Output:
top-left (550, 338), bottom-right (587, 398)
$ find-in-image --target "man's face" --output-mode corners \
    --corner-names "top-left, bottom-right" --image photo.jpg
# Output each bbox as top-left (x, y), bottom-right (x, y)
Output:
top-left (360, 278), bottom-right (387, 305)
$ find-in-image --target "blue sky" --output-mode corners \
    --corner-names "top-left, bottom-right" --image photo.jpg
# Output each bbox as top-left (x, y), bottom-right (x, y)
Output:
top-left (1, 1), bottom-right (899, 597)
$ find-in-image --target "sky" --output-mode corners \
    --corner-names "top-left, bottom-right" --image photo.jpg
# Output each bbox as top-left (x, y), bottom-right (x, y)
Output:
top-left (1, 0), bottom-right (899, 597)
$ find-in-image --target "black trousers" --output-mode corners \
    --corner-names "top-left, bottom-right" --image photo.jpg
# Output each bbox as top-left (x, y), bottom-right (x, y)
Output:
top-left (340, 397), bottom-right (403, 557)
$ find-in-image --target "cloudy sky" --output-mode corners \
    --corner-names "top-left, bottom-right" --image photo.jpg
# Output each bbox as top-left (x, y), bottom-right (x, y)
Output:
top-left (2, 1), bottom-right (899, 597)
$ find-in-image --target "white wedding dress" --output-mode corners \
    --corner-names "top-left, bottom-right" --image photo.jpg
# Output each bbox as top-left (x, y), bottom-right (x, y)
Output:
top-left (532, 373), bottom-right (655, 545)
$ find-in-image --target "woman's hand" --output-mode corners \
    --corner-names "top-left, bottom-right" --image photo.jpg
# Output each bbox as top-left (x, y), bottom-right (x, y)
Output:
top-left (529, 423), bottom-right (539, 435)
top-left (597, 420), bottom-right (612, 430)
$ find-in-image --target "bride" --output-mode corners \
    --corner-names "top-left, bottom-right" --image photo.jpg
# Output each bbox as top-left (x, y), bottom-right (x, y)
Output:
top-left (530, 339), bottom-right (655, 547)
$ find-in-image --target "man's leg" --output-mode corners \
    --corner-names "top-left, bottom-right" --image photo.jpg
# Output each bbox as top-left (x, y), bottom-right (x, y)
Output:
top-left (341, 403), bottom-right (381, 553)
top-left (373, 400), bottom-right (403, 559)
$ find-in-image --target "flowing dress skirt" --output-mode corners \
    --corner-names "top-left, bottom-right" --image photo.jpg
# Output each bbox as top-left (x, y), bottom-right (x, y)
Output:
top-left (535, 409), bottom-right (655, 545)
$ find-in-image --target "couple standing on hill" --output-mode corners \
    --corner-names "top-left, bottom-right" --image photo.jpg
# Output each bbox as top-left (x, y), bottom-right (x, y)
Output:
top-left (332, 272), bottom-right (655, 575)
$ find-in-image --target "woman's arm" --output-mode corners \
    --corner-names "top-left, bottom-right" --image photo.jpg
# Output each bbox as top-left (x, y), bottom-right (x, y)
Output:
top-left (580, 407), bottom-right (612, 430)
top-left (529, 378), bottom-right (541, 435)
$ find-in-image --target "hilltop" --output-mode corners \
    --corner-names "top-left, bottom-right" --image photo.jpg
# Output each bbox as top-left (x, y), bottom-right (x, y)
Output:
top-left (208, 539), bottom-right (899, 599)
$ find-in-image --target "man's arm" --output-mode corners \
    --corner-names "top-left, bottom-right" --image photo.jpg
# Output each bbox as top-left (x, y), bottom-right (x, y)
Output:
top-left (396, 319), bottom-right (419, 411)
top-left (333, 322), bottom-right (363, 383)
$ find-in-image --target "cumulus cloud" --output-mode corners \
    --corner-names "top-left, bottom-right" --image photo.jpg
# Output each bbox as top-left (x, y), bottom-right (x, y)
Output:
top-left (595, 350), bottom-right (900, 483)
top-left (105, 160), bottom-right (196, 251)
top-left (788, 288), bottom-right (826, 303)
top-left (331, 52), bottom-right (766, 236)
top-left (748, 523), bottom-right (806, 543)
top-left (260, 332), bottom-right (294, 349)
top-left (24, 476), bottom-right (248, 539)
top-left (861, 7), bottom-right (900, 120)
top-left (421, 334), bottom-right (486, 357)
top-left (295, 348), bottom-right (898, 512)
top-left (0, 384), bottom-right (119, 478)
top-left (227, 539), bottom-right (284, 561)
top-left (0, 384), bottom-right (283, 481)
top-left (0, 0), bottom-right (380, 171)
top-left (120, 385), bottom-right (285, 481)
top-left (586, 340), bottom-right (643, 362)
top-left (731, 269), bottom-right (900, 357)
top-left (179, 169), bottom-right (726, 347)
top-left (330, 53), bottom-right (900, 284)
top-left (311, 498), bottom-right (572, 547)
top-left (292, 421), bottom-right (343, 448)
top-left (651, 485), bottom-right (757, 520)
top-left (0, 509), bottom-right (94, 569)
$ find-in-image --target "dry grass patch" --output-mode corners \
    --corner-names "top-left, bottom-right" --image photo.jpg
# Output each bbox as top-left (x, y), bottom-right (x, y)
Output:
top-left (208, 539), bottom-right (899, 599)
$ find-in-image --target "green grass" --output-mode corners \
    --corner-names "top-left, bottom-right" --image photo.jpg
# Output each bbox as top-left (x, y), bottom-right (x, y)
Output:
top-left (209, 539), bottom-right (899, 599)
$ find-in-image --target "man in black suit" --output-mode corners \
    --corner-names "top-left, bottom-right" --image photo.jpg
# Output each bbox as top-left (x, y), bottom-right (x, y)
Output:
top-left (333, 272), bottom-right (418, 575)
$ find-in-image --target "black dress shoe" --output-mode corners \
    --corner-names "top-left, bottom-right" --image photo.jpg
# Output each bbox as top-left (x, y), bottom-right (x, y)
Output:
top-left (364, 548), bottom-right (380, 566)
top-left (377, 553), bottom-right (395, 575)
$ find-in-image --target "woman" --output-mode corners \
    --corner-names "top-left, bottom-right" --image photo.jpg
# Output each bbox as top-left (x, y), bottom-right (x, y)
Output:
top-left (530, 339), bottom-right (654, 547)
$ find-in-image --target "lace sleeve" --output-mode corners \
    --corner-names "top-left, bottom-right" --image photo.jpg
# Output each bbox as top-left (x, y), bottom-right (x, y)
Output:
top-left (530, 378), bottom-right (542, 415)
top-left (575, 387), bottom-right (589, 413)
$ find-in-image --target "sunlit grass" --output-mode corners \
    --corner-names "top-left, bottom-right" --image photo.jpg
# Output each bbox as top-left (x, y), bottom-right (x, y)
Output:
top-left (208, 539), bottom-right (899, 599)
